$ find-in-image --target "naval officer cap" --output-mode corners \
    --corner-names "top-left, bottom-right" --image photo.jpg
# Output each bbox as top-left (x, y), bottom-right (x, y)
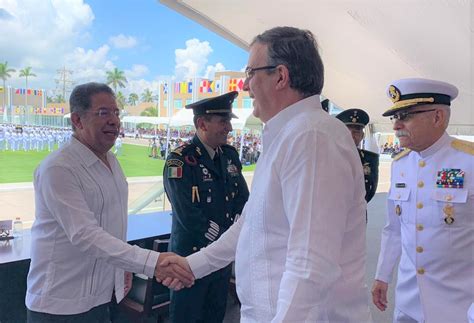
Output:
top-left (383, 78), bottom-right (458, 116)
top-left (336, 108), bottom-right (369, 127)
top-left (186, 91), bottom-right (239, 118)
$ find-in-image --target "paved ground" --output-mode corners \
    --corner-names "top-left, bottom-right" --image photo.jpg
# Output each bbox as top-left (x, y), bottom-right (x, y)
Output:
top-left (1, 158), bottom-right (395, 322)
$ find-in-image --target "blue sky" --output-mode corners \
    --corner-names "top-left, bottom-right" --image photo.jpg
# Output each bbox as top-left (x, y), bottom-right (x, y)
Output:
top-left (0, 0), bottom-right (248, 96)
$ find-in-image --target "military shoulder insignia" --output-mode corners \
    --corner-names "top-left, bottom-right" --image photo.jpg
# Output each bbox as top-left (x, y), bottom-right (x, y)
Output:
top-left (166, 159), bottom-right (184, 179)
top-left (393, 149), bottom-right (411, 161)
top-left (451, 139), bottom-right (474, 155)
top-left (171, 142), bottom-right (192, 156)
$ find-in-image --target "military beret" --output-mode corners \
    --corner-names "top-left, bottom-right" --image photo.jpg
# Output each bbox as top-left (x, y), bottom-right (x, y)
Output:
top-left (383, 78), bottom-right (458, 116)
top-left (336, 108), bottom-right (369, 127)
top-left (186, 91), bottom-right (238, 118)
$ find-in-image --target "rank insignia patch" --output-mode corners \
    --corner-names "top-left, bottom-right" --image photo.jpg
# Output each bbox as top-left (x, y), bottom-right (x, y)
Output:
top-left (166, 159), bottom-right (184, 167)
top-left (227, 160), bottom-right (239, 177)
top-left (436, 168), bottom-right (464, 188)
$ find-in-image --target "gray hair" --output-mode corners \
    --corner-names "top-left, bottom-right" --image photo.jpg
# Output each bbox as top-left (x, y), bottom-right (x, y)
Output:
top-left (251, 26), bottom-right (324, 98)
top-left (69, 82), bottom-right (115, 130)
top-left (70, 82), bottom-right (115, 116)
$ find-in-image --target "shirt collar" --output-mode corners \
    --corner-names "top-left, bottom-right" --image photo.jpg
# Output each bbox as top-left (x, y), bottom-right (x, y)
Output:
top-left (70, 136), bottom-right (107, 167)
top-left (418, 132), bottom-right (450, 159)
top-left (195, 134), bottom-right (219, 159)
top-left (262, 94), bottom-right (321, 148)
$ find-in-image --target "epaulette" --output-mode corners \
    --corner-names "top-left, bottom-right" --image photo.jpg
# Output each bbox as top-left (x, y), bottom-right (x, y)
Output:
top-left (451, 139), bottom-right (474, 155)
top-left (170, 143), bottom-right (191, 156)
top-left (392, 149), bottom-right (411, 161)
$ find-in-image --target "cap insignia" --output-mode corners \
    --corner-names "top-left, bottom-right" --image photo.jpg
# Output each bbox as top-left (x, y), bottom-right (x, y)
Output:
top-left (389, 85), bottom-right (401, 103)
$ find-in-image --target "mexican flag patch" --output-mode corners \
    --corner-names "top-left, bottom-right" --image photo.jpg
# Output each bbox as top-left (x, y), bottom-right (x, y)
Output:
top-left (168, 166), bottom-right (183, 179)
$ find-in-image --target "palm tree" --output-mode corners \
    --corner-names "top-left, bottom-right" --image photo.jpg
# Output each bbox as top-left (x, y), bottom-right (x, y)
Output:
top-left (128, 92), bottom-right (139, 106)
top-left (140, 106), bottom-right (158, 117)
top-left (0, 61), bottom-right (16, 120)
top-left (106, 68), bottom-right (127, 93)
top-left (141, 88), bottom-right (153, 102)
top-left (19, 66), bottom-right (36, 122)
top-left (116, 91), bottom-right (126, 110)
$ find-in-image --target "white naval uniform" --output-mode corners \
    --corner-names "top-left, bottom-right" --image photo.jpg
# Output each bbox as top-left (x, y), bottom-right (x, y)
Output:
top-left (375, 132), bottom-right (474, 323)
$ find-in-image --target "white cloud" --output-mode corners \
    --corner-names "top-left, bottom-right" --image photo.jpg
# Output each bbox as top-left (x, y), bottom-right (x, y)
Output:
top-left (126, 79), bottom-right (161, 96)
top-left (109, 34), bottom-right (138, 49)
top-left (174, 38), bottom-right (213, 80)
top-left (125, 64), bottom-right (149, 79)
top-left (0, 0), bottom-right (95, 89)
top-left (64, 45), bottom-right (115, 84)
top-left (204, 62), bottom-right (226, 79)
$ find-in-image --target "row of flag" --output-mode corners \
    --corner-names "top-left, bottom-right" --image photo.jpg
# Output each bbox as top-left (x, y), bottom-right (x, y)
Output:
top-left (14, 88), bottom-right (43, 96)
top-left (13, 107), bottom-right (64, 114)
top-left (162, 78), bottom-right (246, 95)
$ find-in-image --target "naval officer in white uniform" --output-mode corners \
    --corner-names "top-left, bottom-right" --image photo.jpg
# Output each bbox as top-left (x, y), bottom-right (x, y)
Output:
top-left (372, 78), bottom-right (474, 323)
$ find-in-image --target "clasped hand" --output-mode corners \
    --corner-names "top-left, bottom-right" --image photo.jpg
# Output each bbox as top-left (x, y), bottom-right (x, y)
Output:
top-left (155, 252), bottom-right (195, 291)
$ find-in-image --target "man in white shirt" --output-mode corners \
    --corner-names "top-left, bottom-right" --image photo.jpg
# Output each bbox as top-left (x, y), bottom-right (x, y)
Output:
top-left (26, 82), bottom-right (193, 322)
top-left (159, 26), bottom-right (372, 322)
top-left (372, 78), bottom-right (474, 323)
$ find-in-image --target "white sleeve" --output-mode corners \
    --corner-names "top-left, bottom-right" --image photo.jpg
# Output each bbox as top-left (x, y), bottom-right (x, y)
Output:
top-left (187, 211), bottom-right (245, 278)
top-left (375, 166), bottom-right (402, 284)
top-left (38, 166), bottom-right (159, 277)
top-left (272, 130), bottom-right (356, 322)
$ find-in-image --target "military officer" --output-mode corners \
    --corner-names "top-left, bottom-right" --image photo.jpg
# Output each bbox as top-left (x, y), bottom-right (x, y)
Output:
top-left (336, 108), bottom-right (379, 203)
top-left (371, 78), bottom-right (474, 323)
top-left (163, 91), bottom-right (249, 323)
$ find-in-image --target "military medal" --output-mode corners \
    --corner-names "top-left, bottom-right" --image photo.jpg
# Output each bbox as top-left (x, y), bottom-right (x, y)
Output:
top-left (443, 204), bottom-right (455, 225)
top-left (363, 163), bottom-right (371, 175)
top-left (395, 204), bottom-right (402, 216)
top-left (436, 168), bottom-right (464, 188)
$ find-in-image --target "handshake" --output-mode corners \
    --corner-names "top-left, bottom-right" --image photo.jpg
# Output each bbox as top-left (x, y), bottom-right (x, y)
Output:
top-left (154, 253), bottom-right (195, 291)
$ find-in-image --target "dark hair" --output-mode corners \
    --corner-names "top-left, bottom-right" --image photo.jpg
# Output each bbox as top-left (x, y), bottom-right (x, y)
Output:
top-left (69, 82), bottom-right (115, 130)
top-left (251, 26), bottom-right (324, 97)
top-left (70, 82), bottom-right (115, 115)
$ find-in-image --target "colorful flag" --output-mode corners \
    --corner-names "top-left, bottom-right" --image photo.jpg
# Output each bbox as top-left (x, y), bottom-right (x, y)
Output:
top-left (163, 83), bottom-right (168, 94)
top-left (174, 82), bottom-right (181, 93)
top-left (229, 79), bottom-right (238, 91)
top-left (180, 82), bottom-right (187, 94)
top-left (208, 81), bottom-right (214, 93)
top-left (187, 82), bottom-right (193, 93)
top-left (199, 80), bottom-right (209, 93)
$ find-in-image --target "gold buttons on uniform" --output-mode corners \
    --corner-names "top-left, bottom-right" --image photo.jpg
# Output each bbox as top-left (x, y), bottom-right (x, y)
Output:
top-left (417, 268), bottom-right (425, 275)
top-left (418, 160), bottom-right (426, 167)
top-left (416, 246), bottom-right (424, 253)
top-left (416, 202), bottom-right (423, 209)
top-left (416, 224), bottom-right (424, 231)
top-left (417, 181), bottom-right (424, 188)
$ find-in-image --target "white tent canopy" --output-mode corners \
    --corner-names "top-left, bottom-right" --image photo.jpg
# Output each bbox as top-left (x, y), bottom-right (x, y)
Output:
top-left (169, 108), bottom-right (262, 131)
top-left (121, 116), bottom-right (170, 125)
top-left (160, 0), bottom-right (474, 135)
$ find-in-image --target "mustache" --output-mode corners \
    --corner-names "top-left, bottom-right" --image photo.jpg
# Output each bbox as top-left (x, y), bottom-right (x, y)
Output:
top-left (395, 130), bottom-right (409, 137)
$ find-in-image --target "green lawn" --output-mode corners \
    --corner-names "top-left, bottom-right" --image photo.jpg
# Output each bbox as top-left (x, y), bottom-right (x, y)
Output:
top-left (0, 144), bottom-right (256, 183)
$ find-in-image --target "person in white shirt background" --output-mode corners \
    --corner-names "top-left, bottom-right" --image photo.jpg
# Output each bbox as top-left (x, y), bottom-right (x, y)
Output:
top-left (26, 82), bottom-right (193, 323)
top-left (159, 26), bottom-right (373, 322)
top-left (372, 78), bottom-right (474, 323)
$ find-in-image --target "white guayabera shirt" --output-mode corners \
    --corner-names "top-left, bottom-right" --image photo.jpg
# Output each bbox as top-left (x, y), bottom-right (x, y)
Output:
top-left (188, 95), bottom-right (372, 323)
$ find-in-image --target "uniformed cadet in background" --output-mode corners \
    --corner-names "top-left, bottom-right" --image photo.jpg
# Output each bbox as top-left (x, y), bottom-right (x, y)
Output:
top-left (163, 91), bottom-right (250, 323)
top-left (371, 78), bottom-right (474, 323)
top-left (336, 108), bottom-right (379, 203)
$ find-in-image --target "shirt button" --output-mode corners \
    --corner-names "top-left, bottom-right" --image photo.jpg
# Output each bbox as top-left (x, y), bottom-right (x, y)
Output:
top-left (209, 189), bottom-right (212, 192)
top-left (445, 195), bottom-right (453, 201)
top-left (417, 202), bottom-right (423, 209)
top-left (418, 160), bottom-right (426, 167)
top-left (226, 213), bottom-right (229, 218)
top-left (234, 183), bottom-right (238, 187)
top-left (416, 224), bottom-right (424, 231)
top-left (417, 268), bottom-right (425, 275)
top-left (416, 246), bottom-right (424, 253)
top-left (192, 247), bottom-right (197, 251)
top-left (225, 196), bottom-right (229, 201)
top-left (417, 181), bottom-right (424, 188)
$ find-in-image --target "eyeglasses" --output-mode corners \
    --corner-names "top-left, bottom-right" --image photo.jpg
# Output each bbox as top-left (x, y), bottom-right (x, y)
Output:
top-left (389, 109), bottom-right (436, 122)
top-left (244, 65), bottom-right (277, 79)
top-left (93, 108), bottom-right (120, 118)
